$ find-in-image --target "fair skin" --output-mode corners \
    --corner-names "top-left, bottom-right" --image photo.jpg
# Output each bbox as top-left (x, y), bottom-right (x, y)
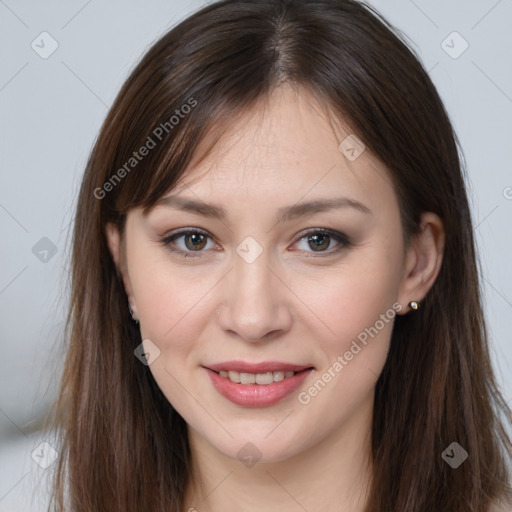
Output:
top-left (106, 85), bottom-right (445, 511)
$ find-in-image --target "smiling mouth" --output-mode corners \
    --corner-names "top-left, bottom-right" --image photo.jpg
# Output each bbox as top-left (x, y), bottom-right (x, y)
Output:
top-left (204, 364), bottom-right (315, 407)
top-left (209, 368), bottom-right (313, 385)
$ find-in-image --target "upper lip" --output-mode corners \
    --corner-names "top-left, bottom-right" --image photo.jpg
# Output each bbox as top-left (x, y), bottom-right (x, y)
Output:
top-left (204, 361), bottom-right (314, 374)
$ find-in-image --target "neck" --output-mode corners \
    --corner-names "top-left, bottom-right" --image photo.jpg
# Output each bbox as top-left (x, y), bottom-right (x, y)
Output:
top-left (184, 393), bottom-right (374, 512)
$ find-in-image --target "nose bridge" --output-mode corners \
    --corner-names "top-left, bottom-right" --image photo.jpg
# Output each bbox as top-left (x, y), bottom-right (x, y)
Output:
top-left (234, 247), bottom-right (272, 298)
top-left (219, 241), bottom-right (291, 341)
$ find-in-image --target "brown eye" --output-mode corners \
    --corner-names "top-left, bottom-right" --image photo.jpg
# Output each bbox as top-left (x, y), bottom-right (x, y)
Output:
top-left (293, 229), bottom-right (351, 255)
top-left (161, 228), bottom-right (216, 257)
top-left (307, 233), bottom-right (331, 251)
top-left (184, 232), bottom-right (207, 251)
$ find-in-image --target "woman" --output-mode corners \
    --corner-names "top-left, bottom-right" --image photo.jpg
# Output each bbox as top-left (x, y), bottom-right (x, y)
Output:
top-left (50, 0), bottom-right (512, 510)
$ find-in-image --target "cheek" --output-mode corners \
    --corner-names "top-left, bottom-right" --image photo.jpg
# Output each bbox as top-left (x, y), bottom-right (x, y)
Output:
top-left (293, 268), bottom-right (399, 424)
top-left (292, 248), bottom-right (402, 353)
top-left (127, 249), bottom-right (219, 413)
top-left (289, 242), bottom-right (403, 410)
top-left (129, 246), bottom-right (219, 345)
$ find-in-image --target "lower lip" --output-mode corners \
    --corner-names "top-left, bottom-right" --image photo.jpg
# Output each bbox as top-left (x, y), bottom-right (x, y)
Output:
top-left (205, 368), bottom-right (313, 407)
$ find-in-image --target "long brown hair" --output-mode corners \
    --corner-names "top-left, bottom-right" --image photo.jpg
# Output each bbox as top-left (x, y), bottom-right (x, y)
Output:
top-left (50, 1), bottom-right (512, 510)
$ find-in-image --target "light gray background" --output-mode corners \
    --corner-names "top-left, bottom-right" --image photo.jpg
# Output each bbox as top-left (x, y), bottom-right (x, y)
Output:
top-left (1, 0), bottom-right (511, 510)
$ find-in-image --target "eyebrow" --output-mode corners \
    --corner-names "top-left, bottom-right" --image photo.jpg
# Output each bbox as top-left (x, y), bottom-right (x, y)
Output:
top-left (153, 195), bottom-right (372, 222)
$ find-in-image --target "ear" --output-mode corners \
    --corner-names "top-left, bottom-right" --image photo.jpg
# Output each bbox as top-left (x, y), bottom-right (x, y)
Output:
top-left (397, 212), bottom-right (445, 314)
top-left (105, 222), bottom-right (139, 321)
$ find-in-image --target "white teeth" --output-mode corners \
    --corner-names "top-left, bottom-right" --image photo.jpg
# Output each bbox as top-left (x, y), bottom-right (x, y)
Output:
top-left (255, 372), bottom-right (274, 385)
top-left (273, 371), bottom-right (285, 382)
top-left (217, 369), bottom-right (299, 385)
top-left (228, 370), bottom-right (241, 383)
top-left (240, 372), bottom-right (256, 384)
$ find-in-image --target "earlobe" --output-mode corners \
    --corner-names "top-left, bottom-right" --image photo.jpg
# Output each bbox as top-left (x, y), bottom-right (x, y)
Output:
top-left (397, 212), bottom-right (445, 314)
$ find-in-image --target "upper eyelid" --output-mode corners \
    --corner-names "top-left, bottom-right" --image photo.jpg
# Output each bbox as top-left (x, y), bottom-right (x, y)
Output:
top-left (161, 227), bottom-right (349, 253)
top-left (161, 227), bottom-right (210, 241)
top-left (162, 227), bottom-right (346, 241)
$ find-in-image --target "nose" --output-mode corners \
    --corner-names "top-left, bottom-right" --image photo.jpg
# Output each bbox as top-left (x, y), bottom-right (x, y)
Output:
top-left (216, 248), bottom-right (293, 343)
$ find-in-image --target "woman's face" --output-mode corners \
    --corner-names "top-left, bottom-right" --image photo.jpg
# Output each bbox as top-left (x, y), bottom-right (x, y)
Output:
top-left (112, 85), bottom-right (414, 463)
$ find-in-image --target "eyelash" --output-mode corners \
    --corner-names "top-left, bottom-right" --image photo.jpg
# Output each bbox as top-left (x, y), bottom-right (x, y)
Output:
top-left (159, 228), bottom-right (351, 259)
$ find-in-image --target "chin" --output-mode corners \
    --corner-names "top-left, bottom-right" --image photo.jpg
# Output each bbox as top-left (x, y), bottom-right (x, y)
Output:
top-left (200, 418), bottom-right (318, 466)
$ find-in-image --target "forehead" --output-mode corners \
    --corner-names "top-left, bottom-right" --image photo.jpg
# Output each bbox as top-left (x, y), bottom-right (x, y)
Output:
top-left (168, 85), bottom-right (395, 212)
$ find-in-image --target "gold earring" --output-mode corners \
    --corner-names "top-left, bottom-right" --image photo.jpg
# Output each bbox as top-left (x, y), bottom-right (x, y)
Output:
top-left (408, 301), bottom-right (420, 311)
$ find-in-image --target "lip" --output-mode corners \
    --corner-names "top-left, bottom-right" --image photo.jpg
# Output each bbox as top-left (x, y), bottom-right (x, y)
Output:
top-left (203, 362), bottom-right (314, 408)
top-left (205, 360), bottom-right (313, 374)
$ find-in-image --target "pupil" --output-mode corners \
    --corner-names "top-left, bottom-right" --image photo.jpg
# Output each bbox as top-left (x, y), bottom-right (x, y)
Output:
top-left (186, 233), bottom-right (206, 250)
top-left (308, 234), bottom-right (329, 251)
